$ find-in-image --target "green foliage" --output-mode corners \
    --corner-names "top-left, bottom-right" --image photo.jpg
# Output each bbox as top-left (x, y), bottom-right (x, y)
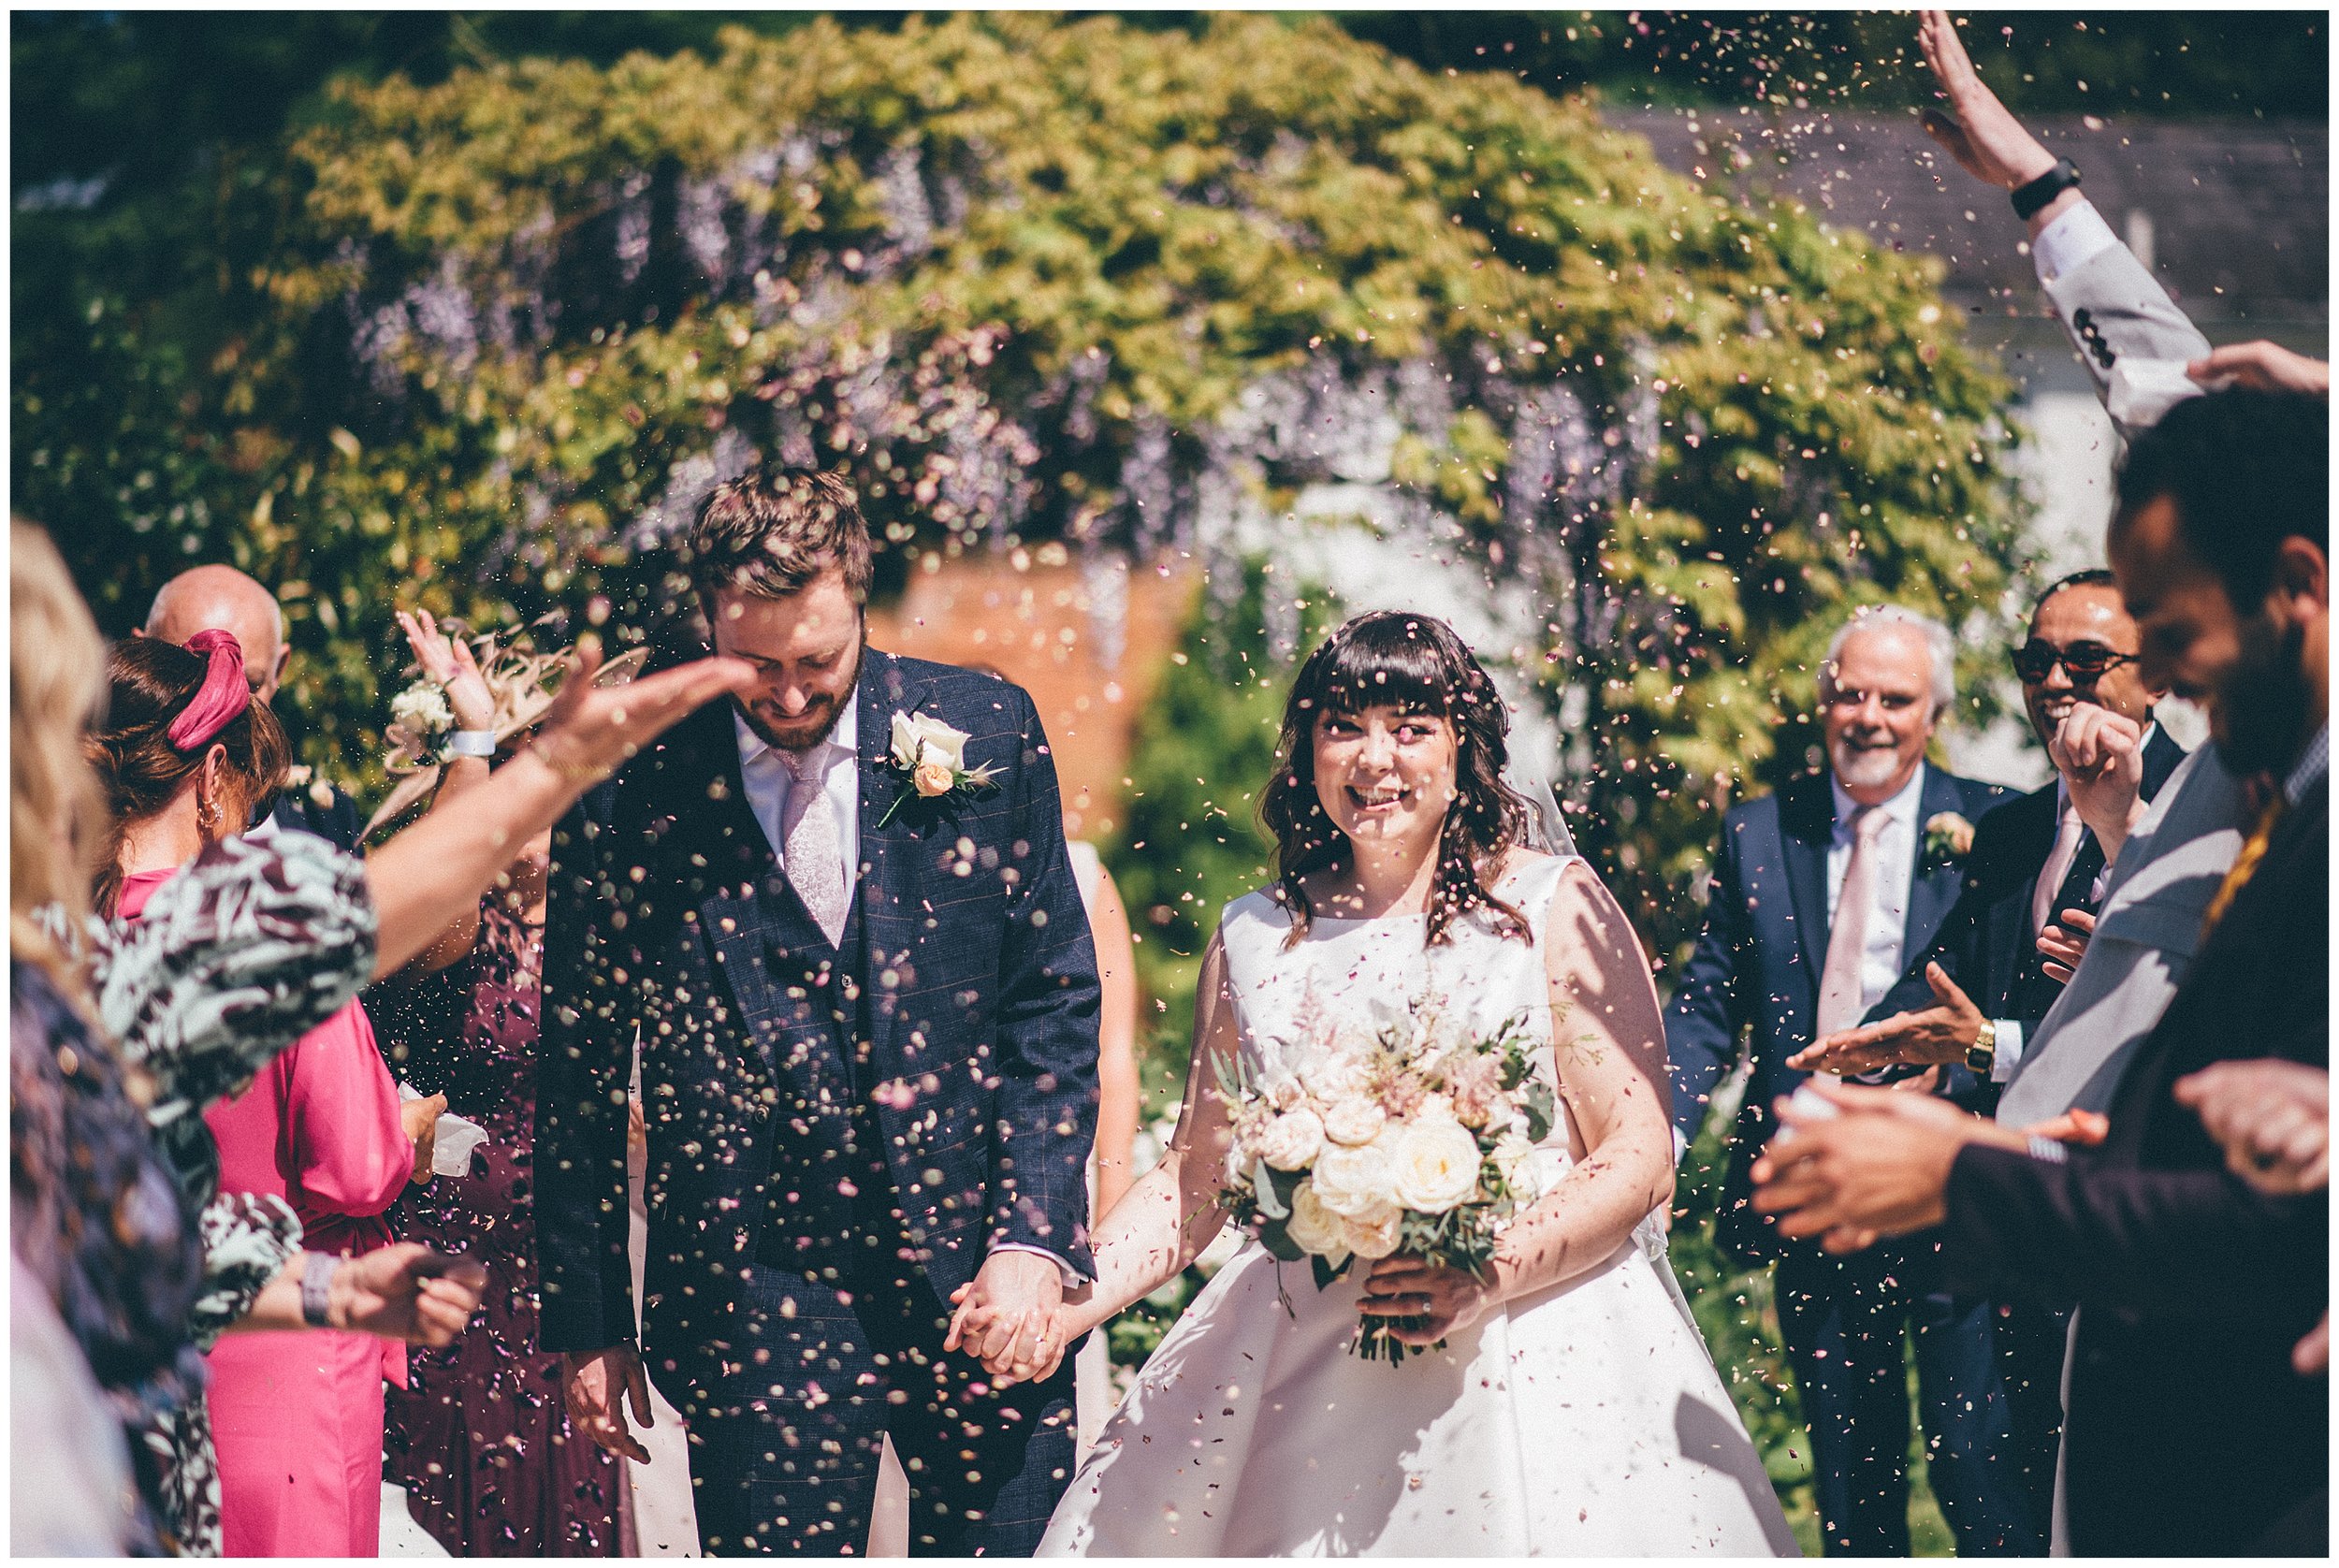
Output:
top-left (21, 12), bottom-right (2023, 840)
top-left (1108, 562), bottom-right (1343, 1092)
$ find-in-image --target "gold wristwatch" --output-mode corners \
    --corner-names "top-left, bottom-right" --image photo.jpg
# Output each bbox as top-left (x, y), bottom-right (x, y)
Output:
top-left (1966, 1018), bottom-right (1998, 1077)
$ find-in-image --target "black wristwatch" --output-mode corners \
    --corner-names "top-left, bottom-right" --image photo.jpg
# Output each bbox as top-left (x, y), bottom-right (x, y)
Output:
top-left (2011, 156), bottom-right (2083, 222)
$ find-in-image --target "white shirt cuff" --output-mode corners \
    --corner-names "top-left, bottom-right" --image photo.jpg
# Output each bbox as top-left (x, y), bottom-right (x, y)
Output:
top-left (989, 1241), bottom-right (1086, 1289)
top-left (1990, 1019), bottom-right (2027, 1084)
top-left (2032, 198), bottom-right (2119, 285)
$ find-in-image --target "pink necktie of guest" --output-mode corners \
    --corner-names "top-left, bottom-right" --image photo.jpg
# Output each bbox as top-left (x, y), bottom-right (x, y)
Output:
top-left (2031, 800), bottom-right (2086, 938)
top-left (781, 747), bottom-right (850, 949)
top-left (1813, 806), bottom-right (1888, 1040)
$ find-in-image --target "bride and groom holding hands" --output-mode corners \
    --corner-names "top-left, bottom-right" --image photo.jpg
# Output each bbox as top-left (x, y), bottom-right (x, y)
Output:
top-left (534, 462), bottom-right (1795, 1557)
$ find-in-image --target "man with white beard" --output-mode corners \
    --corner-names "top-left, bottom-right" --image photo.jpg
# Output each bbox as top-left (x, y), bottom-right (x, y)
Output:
top-left (1666, 606), bottom-right (2026, 1554)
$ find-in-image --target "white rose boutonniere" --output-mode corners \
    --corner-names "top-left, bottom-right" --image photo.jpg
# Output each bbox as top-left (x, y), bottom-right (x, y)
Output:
top-left (879, 710), bottom-right (1003, 826)
top-left (1923, 811), bottom-right (1976, 866)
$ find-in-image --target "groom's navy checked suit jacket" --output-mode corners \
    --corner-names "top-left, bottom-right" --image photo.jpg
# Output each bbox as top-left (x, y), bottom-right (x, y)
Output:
top-left (534, 649), bottom-right (1101, 1380)
top-left (1665, 763), bottom-right (2008, 1260)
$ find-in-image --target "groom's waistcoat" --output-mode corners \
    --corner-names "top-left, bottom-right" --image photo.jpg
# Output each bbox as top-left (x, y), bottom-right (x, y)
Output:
top-left (733, 855), bottom-right (875, 1270)
top-left (535, 648), bottom-right (1102, 1368)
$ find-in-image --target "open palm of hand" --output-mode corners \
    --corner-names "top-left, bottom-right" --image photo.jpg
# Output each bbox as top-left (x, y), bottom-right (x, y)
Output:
top-left (396, 607), bottom-right (496, 733)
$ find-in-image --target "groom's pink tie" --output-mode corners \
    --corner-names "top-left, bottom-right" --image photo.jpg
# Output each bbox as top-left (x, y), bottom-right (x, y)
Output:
top-left (1813, 806), bottom-right (1887, 1040)
top-left (781, 747), bottom-right (850, 948)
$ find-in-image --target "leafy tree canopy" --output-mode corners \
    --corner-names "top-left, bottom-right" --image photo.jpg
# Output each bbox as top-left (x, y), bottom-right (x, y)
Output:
top-left (19, 12), bottom-right (2023, 952)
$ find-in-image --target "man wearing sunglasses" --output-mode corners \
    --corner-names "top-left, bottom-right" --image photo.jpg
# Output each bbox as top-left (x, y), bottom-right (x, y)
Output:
top-left (1792, 572), bottom-right (2183, 1094)
top-left (1788, 571), bottom-right (2184, 1541)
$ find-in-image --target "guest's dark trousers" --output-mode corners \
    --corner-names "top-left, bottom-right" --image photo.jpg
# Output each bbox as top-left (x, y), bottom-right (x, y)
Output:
top-left (1991, 1299), bottom-right (2069, 1544)
top-left (664, 1172), bottom-right (1077, 1557)
top-left (1776, 1246), bottom-right (2042, 1556)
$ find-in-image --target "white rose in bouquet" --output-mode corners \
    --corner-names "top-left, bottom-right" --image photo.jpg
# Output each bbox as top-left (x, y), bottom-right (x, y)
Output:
top-left (1284, 1181), bottom-right (1349, 1261)
top-left (1255, 1109), bottom-right (1326, 1171)
top-left (1298, 1047), bottom-right (1369, 1106)
top-left (1320, 1095), bottom-right (1387, 1148)
top-left (1256, 1067), bottom-right (1307, 1113)
top-left (1391, 1113), bottom-right (1484, 1213)
top-left (1342, 1208), bottom-right (1405, 1260)
top-left (1310, 1140), bottom-right (1400, 1225)
top-left (1489, 1130), bottom-right (1538, 1200)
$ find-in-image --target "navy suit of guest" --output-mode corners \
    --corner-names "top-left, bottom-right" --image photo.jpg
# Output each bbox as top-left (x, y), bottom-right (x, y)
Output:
top-left (537, 647), bottom-right (1100, 1557)
top-left (1669, 762), bottom-right (2007, 1254)
top-left (1667, 757), bottom-right (2026, 1555)
top-left (268, 777), bottom-right (363, 853)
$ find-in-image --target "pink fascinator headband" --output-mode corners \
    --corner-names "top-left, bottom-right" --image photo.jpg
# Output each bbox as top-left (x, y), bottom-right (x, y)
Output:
top-left (167, 629), bottom-right (253, 751)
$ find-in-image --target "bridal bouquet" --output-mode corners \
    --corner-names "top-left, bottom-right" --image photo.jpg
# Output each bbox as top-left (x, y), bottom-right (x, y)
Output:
top-left (1217, 995), bottom-right (1557, 1364)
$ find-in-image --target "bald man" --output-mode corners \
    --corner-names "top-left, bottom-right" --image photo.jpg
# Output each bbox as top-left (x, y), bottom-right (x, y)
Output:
top-left (143, 565), bottom-right (364, 852)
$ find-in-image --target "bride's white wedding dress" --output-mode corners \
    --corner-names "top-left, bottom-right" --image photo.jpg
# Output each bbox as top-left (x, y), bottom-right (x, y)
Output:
top-left (1038, 855), bottom-right (1798, 1557)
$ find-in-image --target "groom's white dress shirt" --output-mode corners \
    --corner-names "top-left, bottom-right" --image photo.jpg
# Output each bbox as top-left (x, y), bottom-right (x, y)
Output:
top-left (734, 703), bottom-right (862, 895)
top-left (730, 700), bottom-right (1081, 1285)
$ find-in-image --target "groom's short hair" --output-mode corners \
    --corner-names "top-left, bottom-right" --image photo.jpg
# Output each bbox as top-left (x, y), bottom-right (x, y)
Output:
top-left (686, 465), bottom-right (874, 606)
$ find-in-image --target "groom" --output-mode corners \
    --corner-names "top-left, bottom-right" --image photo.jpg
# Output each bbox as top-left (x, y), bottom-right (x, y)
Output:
top-left (536, 466), bottom-right (1102, 1555)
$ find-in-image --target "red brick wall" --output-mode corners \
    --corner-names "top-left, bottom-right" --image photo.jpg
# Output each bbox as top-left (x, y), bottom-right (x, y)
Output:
top-left (867, 550), bottom-right (1199, 842)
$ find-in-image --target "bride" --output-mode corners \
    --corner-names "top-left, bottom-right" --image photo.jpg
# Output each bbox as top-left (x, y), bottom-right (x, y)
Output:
top-left (1029, 611), bottom-right (1796, 1556)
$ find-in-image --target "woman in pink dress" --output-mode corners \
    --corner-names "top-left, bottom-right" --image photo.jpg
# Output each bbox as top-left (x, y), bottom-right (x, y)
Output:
top-left (100, 635), bottom-right (429, 1558)
top-left (194, 980), bottom-right (416, 1557)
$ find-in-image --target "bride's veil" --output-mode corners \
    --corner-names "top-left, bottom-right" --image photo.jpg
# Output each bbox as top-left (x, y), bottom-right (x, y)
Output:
top-left (1510, 772), bottom-right (1578, 857)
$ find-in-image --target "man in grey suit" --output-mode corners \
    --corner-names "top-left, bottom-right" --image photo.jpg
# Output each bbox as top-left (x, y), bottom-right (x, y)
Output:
top-left (1891, 6), bottom-right (2279, 1140)
top-left (1914, 9), bottom-right (2323, 404)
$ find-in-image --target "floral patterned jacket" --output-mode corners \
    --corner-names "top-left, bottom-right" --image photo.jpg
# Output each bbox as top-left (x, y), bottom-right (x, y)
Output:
top-left (16, 832), bottom-right (377, 1552)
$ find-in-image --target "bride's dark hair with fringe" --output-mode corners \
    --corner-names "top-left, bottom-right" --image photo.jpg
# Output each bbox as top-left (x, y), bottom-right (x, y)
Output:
top-left (1260, 610), bottom-right (1534, 949)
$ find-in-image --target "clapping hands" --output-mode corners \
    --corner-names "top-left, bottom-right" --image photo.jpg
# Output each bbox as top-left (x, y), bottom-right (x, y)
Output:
top-left (336, 1242), bottom-right (487, 1346)
top-left (1751, 1079), bottom-right (2105, 1256)
top-left (1788, 962), bottom-right (1982, 1075)
top-left (2174, 1058), bottom-right (2330, 1195)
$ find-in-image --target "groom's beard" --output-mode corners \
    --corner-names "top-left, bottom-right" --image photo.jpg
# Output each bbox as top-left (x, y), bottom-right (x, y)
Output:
top-left (734, 646), bottom-right (864, 753)
top-left (2212, 616), bottom-right (2311, 778)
